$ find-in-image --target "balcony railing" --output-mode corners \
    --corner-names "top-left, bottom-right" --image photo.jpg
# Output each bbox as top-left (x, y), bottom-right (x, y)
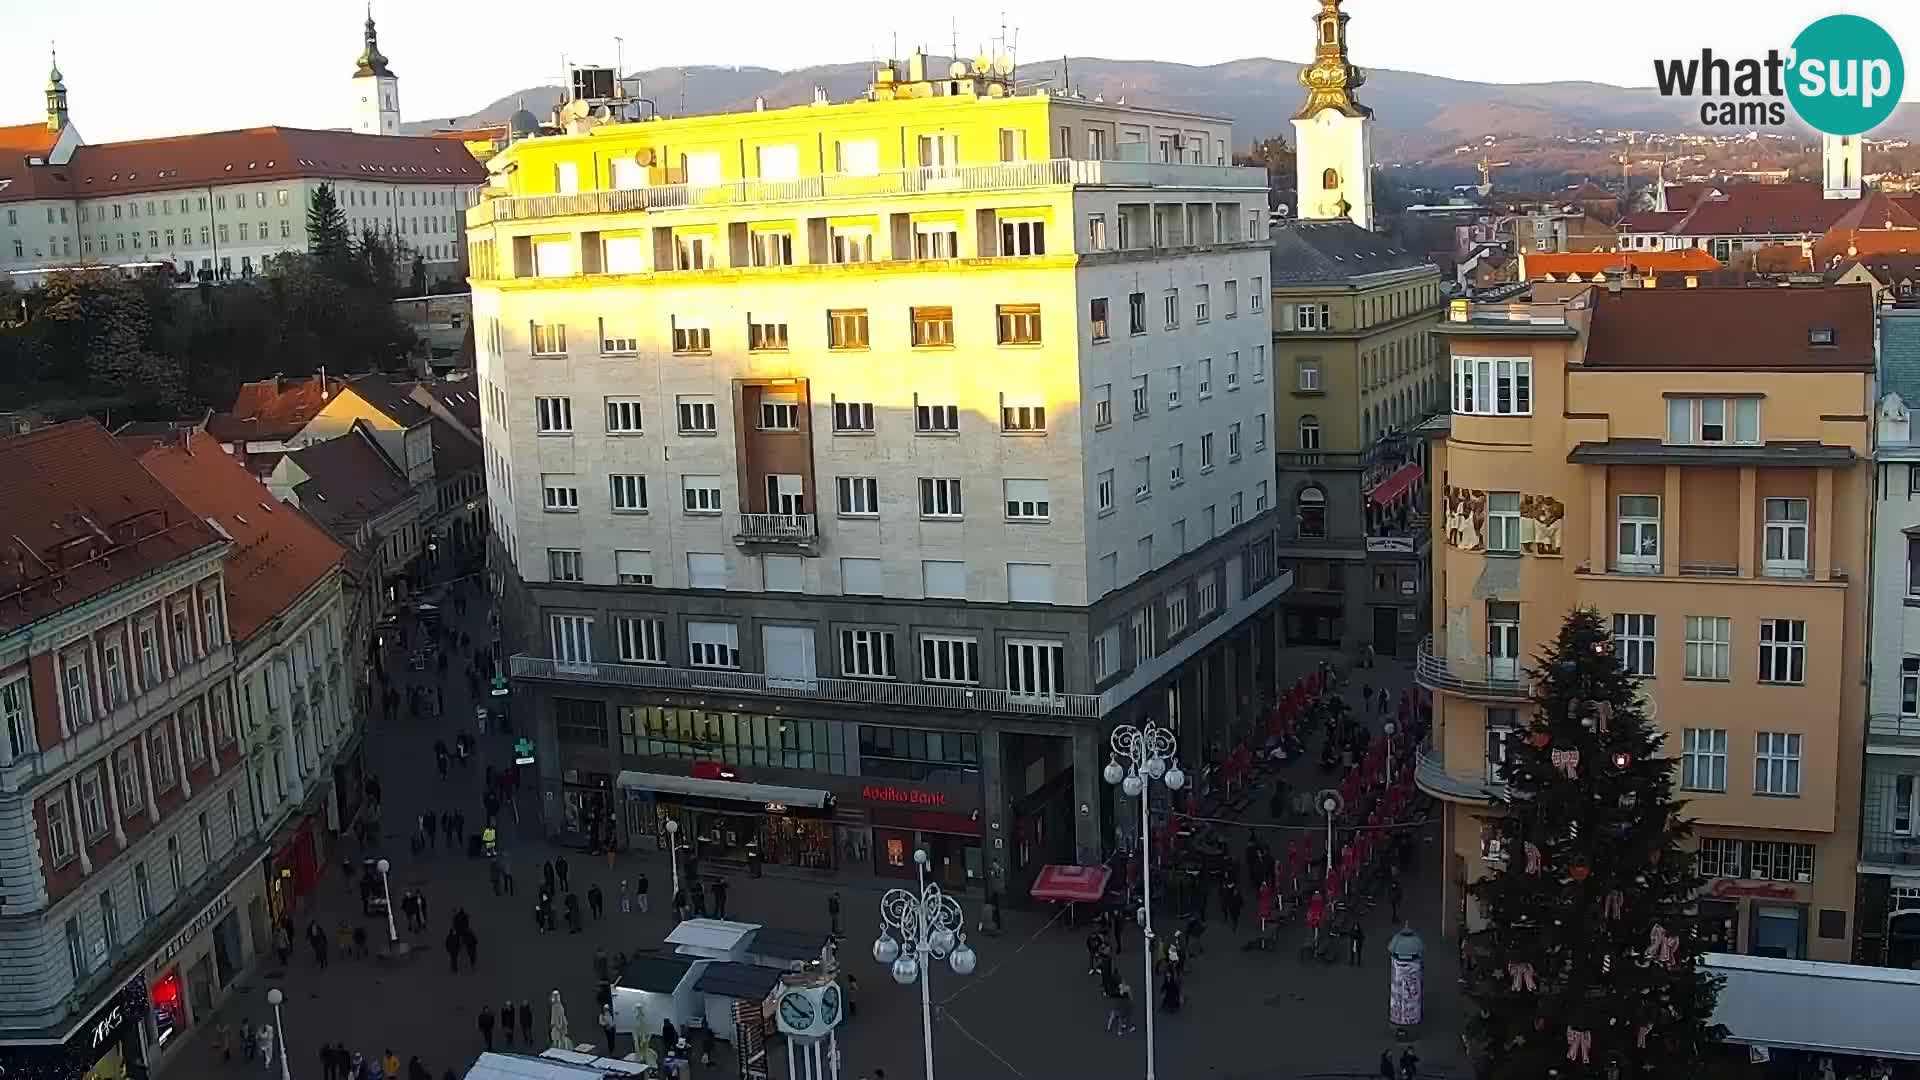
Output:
top-left (734, 513), bottom-right (819, 551)
top-left (1414, 739), bottom-right (1503, 803)
top-left (1274, 450), bottom-right (1368, 469)
top-left (1414, 636), bottom-right (1532, 700)
top-left (1870, 712), bottom-right (1920, 740)
top-left (511, 654), bottom-right (1101, 719)
top-left (1863, 834), bottom-right (1920, 868)
top-left (470, 158), bottom-right (1270, 225)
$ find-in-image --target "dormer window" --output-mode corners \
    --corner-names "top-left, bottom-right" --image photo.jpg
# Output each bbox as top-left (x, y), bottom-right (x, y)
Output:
top-left (1809, 327), bottom-right (1835, 346)
top-left (1666, 396), bottom-right (1760, 446)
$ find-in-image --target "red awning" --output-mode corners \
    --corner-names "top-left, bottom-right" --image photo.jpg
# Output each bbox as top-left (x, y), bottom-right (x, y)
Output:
top-left (1366, 462), bottom-right (1425, 508)
top-left (1029, 864), bottom-right (1112, 904)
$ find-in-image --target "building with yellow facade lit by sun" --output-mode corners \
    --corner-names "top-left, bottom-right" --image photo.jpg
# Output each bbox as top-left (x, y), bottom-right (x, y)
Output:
top-left (466, 49), bottom-right (1293, 895)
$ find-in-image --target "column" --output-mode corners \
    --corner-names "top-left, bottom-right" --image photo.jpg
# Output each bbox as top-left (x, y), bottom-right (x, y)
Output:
top-left (1737, 468), bottom-right (1758, 577)
top-left (171, 714), bottom-right (192, 800)
top-left (103, 751), bottom-right (128, 848)
top-left (1662, 466), bottom-right (1682, 576)
top-left (1587, 472), bottom-right (1608, 571)
top-left (1071, 724), bottom-right (1101, 867)
top-left (1814, 468), bottom-right (1835, 582)
top-left (979, 722), bottom-right (1007, 899)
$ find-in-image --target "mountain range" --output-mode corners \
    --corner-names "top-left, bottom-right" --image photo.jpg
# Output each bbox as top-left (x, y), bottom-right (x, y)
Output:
top-left (405, 55), bottom-right (1920, 167)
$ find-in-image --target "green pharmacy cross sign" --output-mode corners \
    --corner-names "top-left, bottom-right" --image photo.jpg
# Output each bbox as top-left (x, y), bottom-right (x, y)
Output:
top-left (514, 738), bottom-right (535, 766)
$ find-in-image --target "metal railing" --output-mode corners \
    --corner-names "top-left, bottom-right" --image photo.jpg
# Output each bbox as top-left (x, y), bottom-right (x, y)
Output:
top-left (470, 158), bottom-right (1270, 225)
top-left (1863, 834), bottom-right (1920, 867)
top-left (1414, 636), bottom-right (1532, 700)
top-left (1414, 739), bottom-right (1502, 803)
top-left (1273, 450), bottom-right (1369, 469)
top-left (1870, 712), bottom-right (1920, 740)
top-left (1678, 561), bottom-right (1739, 577)
top-left (511, 654), bottom-right (1102, 719)
top-left (734, 513), bottom-right (819, 547)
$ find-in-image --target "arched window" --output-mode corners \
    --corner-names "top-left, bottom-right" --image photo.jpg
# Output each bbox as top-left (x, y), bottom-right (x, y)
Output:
top-left (1322, 168), bottom-right (1340, 190)
top-left (1298, 486), bottom-right (1327, 539)
top-left (1321, 20), bottom-right (1336, 44)
top-left (1299, 414), bottom-right (1321, 450)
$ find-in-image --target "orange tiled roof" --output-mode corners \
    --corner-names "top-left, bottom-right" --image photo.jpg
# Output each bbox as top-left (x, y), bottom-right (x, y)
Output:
top-left (207, 375), bottom-right (349, 443)
top-left (0, 122), bottom-right (57, 156)
top-left (1524, 249), bottom-right (1721, 278)
top-left (0, 421), bottom-right (224, 635)
top-left (134, 432), bottom-right (346, 643)
top-left (1672, 182), bottom-right (1859, 237)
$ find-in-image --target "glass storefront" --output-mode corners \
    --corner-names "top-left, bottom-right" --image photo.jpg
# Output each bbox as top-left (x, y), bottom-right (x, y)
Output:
top-left (619, 706), bottom-right (840, 771)
top-left (653, 802), bottom-right (835, 871)
top-left (149, 966), bottom-right (184, 1049)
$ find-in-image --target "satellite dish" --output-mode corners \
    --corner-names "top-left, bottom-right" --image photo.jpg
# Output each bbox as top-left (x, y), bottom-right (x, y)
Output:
top-left (973, 54), bottom-right (993, 74)
top-left (948, 60), bottom-right (968, 78)
top-left (1274, 205), bottom-right (1292, 219)
top-left (994, 55), bottom-right (1015, 75)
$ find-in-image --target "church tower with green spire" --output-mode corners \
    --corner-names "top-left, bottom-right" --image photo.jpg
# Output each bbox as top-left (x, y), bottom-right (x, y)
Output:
top-left (351, 9), bottom-right (402, 136)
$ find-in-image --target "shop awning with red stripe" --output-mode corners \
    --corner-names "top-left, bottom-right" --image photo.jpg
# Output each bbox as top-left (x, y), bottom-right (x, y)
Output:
top-left (1029, 864), bottom-right (1112, 903)
top-left (1366, 462), bottom-right (1424, 508)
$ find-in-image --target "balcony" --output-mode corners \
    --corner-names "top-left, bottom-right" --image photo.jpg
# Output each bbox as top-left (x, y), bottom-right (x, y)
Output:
top-left (1274, 450), bottom-right (1368, 469)
top-left (511, 654), bottom-right (1101, 719)
top-left (734, 513), bottom-right (819, 554)
top-left (1870, 712), bottom-right (1920, 741)
top-left (471, 159), bottom-right (1269, 227)
top-left (1863, 833), bottom-right (1920, 868)
top-left (1415, 636), bottom-right (1531, 700)
top-left (1414, 739), bottom-right (1503, 804)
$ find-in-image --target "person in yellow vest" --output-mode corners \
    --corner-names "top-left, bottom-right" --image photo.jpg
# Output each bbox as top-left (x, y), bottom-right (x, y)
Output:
top-left (483, 825), bottom-right (498, 856)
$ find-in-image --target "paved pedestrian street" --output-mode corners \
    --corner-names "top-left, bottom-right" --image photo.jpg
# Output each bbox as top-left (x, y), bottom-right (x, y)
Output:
top-left (173, 592), bottom-right (1465, 1080)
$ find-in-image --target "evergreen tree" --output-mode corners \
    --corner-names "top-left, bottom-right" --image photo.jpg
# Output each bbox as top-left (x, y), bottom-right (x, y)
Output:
top-left (307, 182), bottom-right (352, 270)
top-left (1467, 608), bottom-right (1724, 1080)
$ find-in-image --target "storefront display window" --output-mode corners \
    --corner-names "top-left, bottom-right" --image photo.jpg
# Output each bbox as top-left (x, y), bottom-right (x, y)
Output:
top-left (1750, 903), bottom-right (1805, 959)
top-left (620, 706), bottom-right (839, 772)
top-left (857, 725), bottom-right (980, 783)
top-left (149, 968), bottom-right (184, 1048)
top-left (653, 803), bottom-right (835, 871)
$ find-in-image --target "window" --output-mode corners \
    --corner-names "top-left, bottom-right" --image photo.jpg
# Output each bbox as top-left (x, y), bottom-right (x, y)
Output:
top-left (1295, 302), bottom-right (1330, 330)
top-left (1758, 619), bottom-right (1806, 684)
top-left (832, 399), bottom-right (875, 433)
top-left (1297, 487), bottom-right (1327, 538)
top-left (1001, 218), bottom-right (1046, 256)
top-left (150, 728), bottom-right (176, 790)
top-left (61, 653), bottom-right (90, 729)
top-left (1001, 400), bottom-right (1046, 433)
top-left (836, 138), bottom-right (880, 175)
top-left (759, 400), bottom-right (800, 431)
top-left (555, 699), bottom-right (607, 747)
top-left (1224, 279), bottom-right (1239, 316)
top-left (1230, 493), bottom-right (1244, 526)
top-left (1134, 455), bottom-right (1153, 500)
top-left (1250, 278), bottom-right (1265, 312)
top-left (1167, 366), bottom-right (1183, 408)
top-left (615, 616), bottom-right (665, 663)
top-left (1697, 837), bottom-right (1744, 879)
top-left (676, 397), bottom-right (717, 434)
top-left (1097, 470), bottom-right (1115, 513)
top-left (749, 230), bottom-right (793, 267)
top-left (748, 318), bottom-right (789, 351)
top-left (1132, 375), bottom-right (1150, 418)
top-left (1169, 444), bottom-right (1185, 486)
top-left (79, 768), bottom-right (108, 840)
top-left (1299, 415), bottom-right (1322, 450)
top-left (1297, 361), bottom-right (1321, 392)
top-left (913, 223), bottom-right (958, 259)
top-left (919, 478), bottom-right (964, 518)
top-left (536, 396), bottom-right (573, 434)
top-left (1163, 289), bottom-right (1180, 328)
top-left (688, 553), bottom-right (728, 590)
top-left (547, 549), bottom-right (584, 582)
top-left (681, 475), bottom-right (723, 514)
top-left (1746, 840), bottom-right (1814, 884)
top-left (836, 476), bottom-right (879, 516)
top-left (1681, 728), bottom-right (1728, 792)
top-left (1198, 573), bottom-right (1219, 616)
top-left (604, 398), bottom-right (644, 434)
top-left (841, 558), bottom-right (882, 595)
top-left (1227, 423), bottom-right (1243, 460)
top-left (1666, 397), bottom-right (1760, 445)
top-left (1195, 284), bottom-right (1210, 323)
top-left (1200, 433), bottom-right (1215, 470)
top-left (117, 749), bottom-right (144, 819)
top-left (670, 318), bottom-right (711, 354)
top-left (170, 605), bottom-right (195, 663)
top-left (830, 227), bottom-right (873, 264)
top-left (1905, 657), bottom-right (1920, 718)
top-left (1090, 298), bottom-right (1110, 341)
top-left (610, 474), bottom-right (649, 513)
top-left (1128, 292), bottom-right (1147, 334)
top-left (1131, 606), bottom-right (1157, 661)
top-left (1763, 498), bottom-right (1809, 577)
top-left (200, 592), bottom-right (223, 650)
top-left (1, 677), bottom-right (32, 763)
top-left (1452, 357), bottom-right (1532, 416)
top-left (550, 614), bottom-right (594, 664)
top-left (1685, 616), bottom-right (1732, 680)
top-left (687, 622), bottom-right (741, 668)
top-left (1093, 384), bottom-right (1112, 428)
top-left (1166, 591), bottom-right (1189, 636)
top-left (915, 402), bottom-right (959, 433)
top-left (542, 475), bottom-right (580, 512)
top-left (997, 304), bottom-right (1042, 344)
top-left (1007, 563), bottom-right (1053, 603)
top-left (1611, 613), bottom-right (1656, 677)
top-left (922, 561), bottom-right (968, 599)
top-left (1616, 495), bottom-right (1661, 571)
top-left (920, 635), bottom-right (980, 685)
top-left (912, 306), bottom-right (955, 347)
top-left (1486, 708), bottom-right (1517, 784)
top-left (1255, 480), bottom-right (1270, 513)
top-left (840, 629), bottom-right (897, 679)
top-left (1754, 732), bottom-right (1803, 796)
top-left (1005, 479), bottom-right (1050, 521)
top-left (182, 706), bottom-right (206, 764)
top-left (1897, 774), bottom-right (1920, 836)
top-left (531, 323), bottom-right (567, 356)
top-left (46, 796), bottom-right (75, 867)
top-left (674, 233), bottom-right (712, 270)
top-left (1006, 640), bottom-right (1066, 699)
top-left (1254, 413), bottom-right (1267, 450)
top-left (1087, 213), bottom-right (1108, 250)
top-left (828, 309), bottom-right (870, 349)
top-left (613, 550), bottom-right (654, 586)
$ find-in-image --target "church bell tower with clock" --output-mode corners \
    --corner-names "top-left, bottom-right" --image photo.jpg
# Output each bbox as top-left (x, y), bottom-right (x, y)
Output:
top-left (1290, 0), bottom-right (1374, 230)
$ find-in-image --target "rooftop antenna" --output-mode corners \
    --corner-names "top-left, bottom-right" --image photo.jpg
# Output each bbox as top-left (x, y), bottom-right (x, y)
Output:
top-left (680, 69), bottom-right (687, 115)
top-left (615, 36), bottom-right (624, 79)
top-left (951, 17), bottom-right (958, 71)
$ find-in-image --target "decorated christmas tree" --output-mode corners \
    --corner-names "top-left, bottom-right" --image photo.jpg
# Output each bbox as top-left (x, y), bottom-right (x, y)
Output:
top-left (1467, 608), bottom-right (1724, 1079)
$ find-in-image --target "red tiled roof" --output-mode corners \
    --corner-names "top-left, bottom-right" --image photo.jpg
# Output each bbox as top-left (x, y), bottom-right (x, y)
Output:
top-left (207, 375), bottom-right (349, 444)
top-left (1661, 183), bottom-right (1719, 212)
top-left (1672, 182), bottom-right (1859, 237)
top-left (1617, 210), bottom-right (1687, 233)
top-left (1524, 249), bottom-right (1721, 278)
top-left (1828, 190), bottom-right (1920, 233)
top-left (0, 122), bottom-right (57, 156)
top-left (1584, 285), bottom-right (1876, 371)
top-left (284, 427), bottom-right (414, 544)
top-left (1, 126), bottom-right (485, 205)
top-left (0, 421), bottom-right (224, 635)
top-left (133, 432), bottom-right (346, 643)
top-left (1819, 229), bottom-right (1920, 261)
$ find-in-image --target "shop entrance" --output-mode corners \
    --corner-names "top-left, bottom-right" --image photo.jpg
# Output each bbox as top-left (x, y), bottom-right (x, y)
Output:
top-left (652, 801), bottom-right (835, 872)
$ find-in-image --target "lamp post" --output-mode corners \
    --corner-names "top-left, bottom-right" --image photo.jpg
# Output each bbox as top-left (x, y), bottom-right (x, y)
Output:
top-left (1383, 720), bottom-right (1398, 759)
top-left (376, 858), bottom-right (398, 944)
top-left (872, 849), bottom-right (976, 1080)
top-left (1102, 722), bottom-right (1185, 1080)
top-left (664, 817), bottom-right (682, 899)
top-left (266, 987), bottom-right (292, 1080)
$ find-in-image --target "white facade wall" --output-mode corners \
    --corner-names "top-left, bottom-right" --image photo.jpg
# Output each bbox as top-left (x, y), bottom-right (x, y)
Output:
top-left (232, 574), bottom-right (352, 836)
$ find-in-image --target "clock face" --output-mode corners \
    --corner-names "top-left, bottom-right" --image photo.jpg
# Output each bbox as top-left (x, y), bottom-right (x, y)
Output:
top-left (779, 993), bottom-right (815, 1031)
top-left (819, 985), bottom-right (842, 1028)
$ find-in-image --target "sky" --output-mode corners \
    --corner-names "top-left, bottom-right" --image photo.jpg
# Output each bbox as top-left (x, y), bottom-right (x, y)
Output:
top-left (5, 0), bottom-right (1920, 144)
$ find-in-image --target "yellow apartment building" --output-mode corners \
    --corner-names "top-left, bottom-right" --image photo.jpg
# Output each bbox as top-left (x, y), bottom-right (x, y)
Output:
top-left (1417, 283), bottom-right (1874, 964)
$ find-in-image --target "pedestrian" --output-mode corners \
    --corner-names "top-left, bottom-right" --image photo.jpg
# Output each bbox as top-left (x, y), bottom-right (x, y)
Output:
top-left (1379, 1050), bottom-right (1396, 1080)
top-left (500, 1002), bottom-right (516, 1047)
top-left (452, 810), bottom-right (466, 847)
top-left (353, 925), bottom-right (368, 959)
top-left (1086, 929), bottom-right (1107, 975)
top-left (421, 811), bottom-right (436, 850)
top-left (566, 892), bottom-right (584, 933)
top-left (1350, 920), bottom-right (1367, 966)
top-left (1399, 1047), bottom-right (1420, 1080)
top-left (636, 873), bottom-right (650, 914)
top-left (712, 878), bottom-right (729, 919)
top-left (417, 890), bottom-right (431, 930)
top-left (274, 921), bottom-right (293, 967)
top-left (518, 1001), bottom-right (534, 1046)
top-left (557, 855), bottom-right (571, 892)
top-left (463, 927), bottom-right (478, 967)
top-left (349, 1051), bottom-right (365, 1080)
top-left (543, 860), bottom-right (556, 894)
top-left (618, 879), bottom-right (631, 914)
top-left (690, 880), bottom-right (707, 918)
top-left (409, 1057), bottom-right (431, 1080)
top-left (257, 1024), bottom-right (276, 1069)
top-left (214, 1022), bottom-right (234, 1065)
top-left (240, 1020), bottom-right (256, 1062)
top-left (599, 1003), bottom-right (617, 1056)
top-left (342, 854), bottom-right (356, 885)
top-left (827, 892), bottom-right (842, 937)
top-left (490, 860), bottom-right (504, 897)
top-left (660, 1019), bottom-right (680, 1058)
top-left (445, 927), bottom-right (462, 972)
top-left (479, 1007), bottom-right (495, 1051)
top-left (1106, 983), bottom-right (1134, 1035)
top-left (501, 854), bottom-right (515, 896)
top-left (1221, 879), bottom-right (1243, 929)
top-left (308, 920), bottom-right (328, 966)
top-left (383, 1049), bottom-right (401, 1080)
top-left (588, 882), bottom-right (604, 919)
top-left (1388, 877), bottom-right (1404, 924)
top-left (401, 892), bottom-right (419, 933)
top-left (436, 747), bottom-right (450, 779)
top-left (318, 1042), bottom-right (335, 1080)
top-left (672, 888), bottom-right (688, 923)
